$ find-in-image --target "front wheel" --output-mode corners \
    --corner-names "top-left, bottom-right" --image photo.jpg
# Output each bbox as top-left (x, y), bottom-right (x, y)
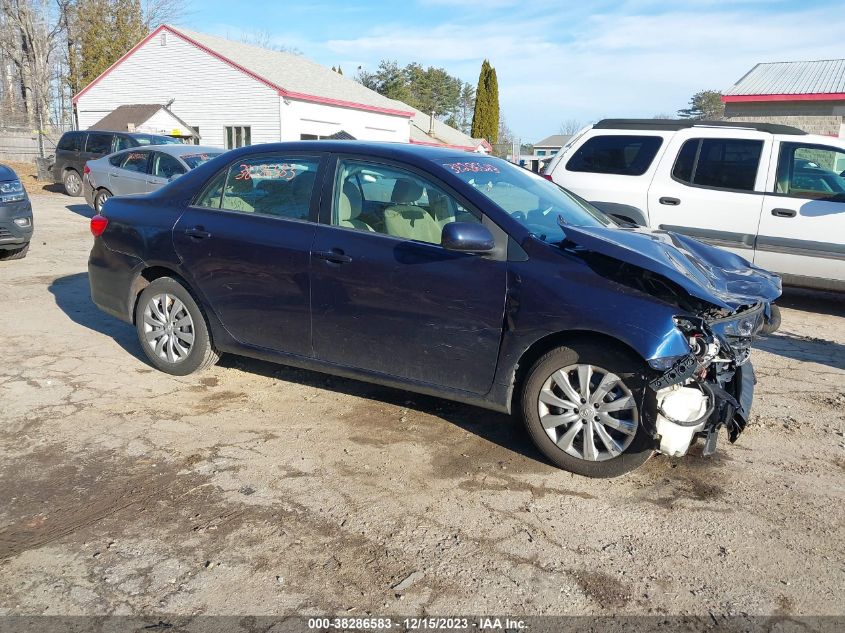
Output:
top-left (134, 277), bottom-right (219, 375)
top-left (0, 243), bottom-right (29, 260)
top-left (521, 342), bottom-right (654, 478)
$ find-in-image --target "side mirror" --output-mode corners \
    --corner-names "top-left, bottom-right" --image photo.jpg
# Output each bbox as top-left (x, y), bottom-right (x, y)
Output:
top-left (441, 222), bottom-right (495, 253)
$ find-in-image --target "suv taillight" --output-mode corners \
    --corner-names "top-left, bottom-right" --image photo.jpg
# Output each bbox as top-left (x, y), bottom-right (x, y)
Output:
top-left (542, 173), bottom-right (553, 181)
top-left (83, 164), bottom-right (90, 175)
top-left (90, 214), bottom-right (108, 237)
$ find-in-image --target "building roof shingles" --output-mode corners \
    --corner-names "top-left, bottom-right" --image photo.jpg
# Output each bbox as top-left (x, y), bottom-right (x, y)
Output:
top-left (725, 59), bottom-right (845, 96)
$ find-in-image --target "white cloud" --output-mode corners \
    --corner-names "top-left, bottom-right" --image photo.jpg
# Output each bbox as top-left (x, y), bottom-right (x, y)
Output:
top-left (321, 3), bottom-right (842, 141)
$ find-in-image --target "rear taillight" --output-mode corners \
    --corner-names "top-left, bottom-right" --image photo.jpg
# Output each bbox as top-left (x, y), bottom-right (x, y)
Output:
top-left (83, 164), bottom-right (91, 175)
top-left (90, 214), bottom-right (108, 237)
top-left (542, 173), bottom-right (554, 181)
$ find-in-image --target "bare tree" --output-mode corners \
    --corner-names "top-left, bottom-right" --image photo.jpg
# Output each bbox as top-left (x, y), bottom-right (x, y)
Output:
top-left (559, 118), bottom-right (584, 135)
top-left (238, 28), bottom-right (300, 55)
top-left (142, 0), bottom-right (188, 28)
top-left (0, 0), bottom-right (63, 128)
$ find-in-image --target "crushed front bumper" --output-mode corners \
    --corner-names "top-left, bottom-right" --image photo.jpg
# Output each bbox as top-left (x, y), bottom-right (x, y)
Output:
top-left (648, 304), bottom-right (763, 457)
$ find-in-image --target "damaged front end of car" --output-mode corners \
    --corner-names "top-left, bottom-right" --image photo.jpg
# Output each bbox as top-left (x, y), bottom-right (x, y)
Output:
top-left (647, 304), bottom-right (763, 457)
top-left (560, 223), bottom-right (782, 459)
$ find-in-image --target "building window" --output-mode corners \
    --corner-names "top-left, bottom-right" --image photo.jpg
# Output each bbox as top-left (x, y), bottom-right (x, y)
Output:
top-left (225, 126), bottom-right (251, 150)
top-left (536, 150), bottom-right (546, 156)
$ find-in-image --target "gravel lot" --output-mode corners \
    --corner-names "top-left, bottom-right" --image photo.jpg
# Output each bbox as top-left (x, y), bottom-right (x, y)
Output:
top-left (0, 193), bottom-right (843, 619)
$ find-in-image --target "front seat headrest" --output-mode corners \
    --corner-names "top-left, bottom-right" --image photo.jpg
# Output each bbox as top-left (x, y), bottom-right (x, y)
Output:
top-left (391, 178), bottom-right (423, 204)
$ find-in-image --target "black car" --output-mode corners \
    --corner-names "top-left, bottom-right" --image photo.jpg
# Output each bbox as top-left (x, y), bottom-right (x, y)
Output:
top-left (88, 142), bottom-right (781, 477)
top-left (52, 130), bottom-right (182, 196)
top-left (0, 163), bottom-right (33, 260)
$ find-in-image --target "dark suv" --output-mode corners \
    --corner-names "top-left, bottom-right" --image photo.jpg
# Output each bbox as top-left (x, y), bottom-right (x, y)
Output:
top-left (0, 163), bottom-right (33, 260)
top-left (52, 130), bottom-right (182, 196)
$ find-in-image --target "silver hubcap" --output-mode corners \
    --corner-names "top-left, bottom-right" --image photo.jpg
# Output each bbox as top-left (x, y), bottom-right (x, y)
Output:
top-left (95, 192), bottom-right (110, 211)
top-left (538, 364), bottom-right (638, 462)
top-left (66, 173), bottom-right (80, 194)
top-left (142, 293), bottom-right (195, 363)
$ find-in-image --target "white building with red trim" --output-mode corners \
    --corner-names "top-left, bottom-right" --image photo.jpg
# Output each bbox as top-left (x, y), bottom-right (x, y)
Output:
top-left (723, 59), bottom-right (845, 137)
top-left (73, 25), bottom-right (489, 152)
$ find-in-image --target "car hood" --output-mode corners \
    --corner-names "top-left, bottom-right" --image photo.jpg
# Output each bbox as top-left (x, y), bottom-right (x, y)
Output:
top-left (562, 224), bottom-right (782, 311)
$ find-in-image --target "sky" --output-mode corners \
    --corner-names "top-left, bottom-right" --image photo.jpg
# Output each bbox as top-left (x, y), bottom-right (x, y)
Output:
top-left (184, 0), bottom-right (844, 143)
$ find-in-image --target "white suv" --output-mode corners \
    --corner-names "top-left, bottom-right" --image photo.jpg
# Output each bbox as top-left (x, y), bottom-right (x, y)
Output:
top-left (544, 119), bottom-right (845, 292)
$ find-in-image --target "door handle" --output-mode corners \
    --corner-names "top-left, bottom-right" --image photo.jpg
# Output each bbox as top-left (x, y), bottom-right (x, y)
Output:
top-left (771, 208), bottom-right (797, 218)
top-left (659, 197), bottom-right (681, 206)
top-left (185, 226), bottom-right (211, 240)
top-left (313, 249), bottom-right (352, 264)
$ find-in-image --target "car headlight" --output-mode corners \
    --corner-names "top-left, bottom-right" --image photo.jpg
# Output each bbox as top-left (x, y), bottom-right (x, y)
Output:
top-left (0, 179), bottom-right (25, 203)
top-left (13, 217), bottom-right (31, 227)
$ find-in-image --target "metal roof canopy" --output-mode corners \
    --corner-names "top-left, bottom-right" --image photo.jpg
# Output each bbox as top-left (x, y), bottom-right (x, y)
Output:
top-left (594, 119), bottom-right (807, 135)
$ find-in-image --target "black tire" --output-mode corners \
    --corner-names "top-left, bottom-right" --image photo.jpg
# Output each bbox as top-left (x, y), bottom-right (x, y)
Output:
top-left (760, 304), bottom-right (781, 336)
top-left (94, 188), bottom-right (112, 213)
top-left (0, 242), bottom-right (29, 260)
top-left (134, 277), bottom-right (219, 376)
top-left (521, 342), bottom-right (654, 478)
top-left (63, 169), bottom-right (83, 197)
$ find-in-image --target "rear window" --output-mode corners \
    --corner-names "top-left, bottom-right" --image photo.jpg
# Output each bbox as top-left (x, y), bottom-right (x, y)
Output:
top-left (120, 151), bottom-right (151, 173)
top-left (85, 133), bottom-right (113, 155)
top-left (58, 132), bottom-right (84, 152)
top-left (672, 138), bottom-right (763, 192)
top-left (136, 134), bottom-right (182, 146)
top-left (566, 135), bottom-right (663, 176)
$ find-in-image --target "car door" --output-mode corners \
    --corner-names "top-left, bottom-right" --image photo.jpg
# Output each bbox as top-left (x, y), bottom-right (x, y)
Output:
top-left (172, 153), bottom-right (324, 355)
top-left (309, 156), bottom-right (508, 394)
top-left (147, 152), bottom-right (187, 192)
top-left (756, 140), bottom-right (845, 286)
top-left (647, 131), bottom-right (769, 259)
top-left (110, 150), bottom-right (152, 195)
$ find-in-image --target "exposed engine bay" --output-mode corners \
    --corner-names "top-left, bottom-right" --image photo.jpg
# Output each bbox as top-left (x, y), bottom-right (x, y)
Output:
top-left (648, 303), bottom-right (764, 457)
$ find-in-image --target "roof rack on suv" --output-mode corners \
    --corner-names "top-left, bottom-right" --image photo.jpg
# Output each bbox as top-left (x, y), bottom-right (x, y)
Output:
top-left (593, 119), bottom-right (807, 136)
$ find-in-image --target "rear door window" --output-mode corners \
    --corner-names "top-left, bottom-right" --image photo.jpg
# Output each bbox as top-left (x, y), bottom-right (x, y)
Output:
top-left (672, 138), bottom-right (763, 192)
top-left (566, 135), bottom-right (663, 176)
top-left (85, 133), bottom-right (114, 155)
top-left (58, 132), bottom-right (84, 152)
top-left (114, 135), bottom-right (136, 151)
top-left (220, 157), bottom-right (320, 219)
top-left (120, 151), bottom-right (151, 173)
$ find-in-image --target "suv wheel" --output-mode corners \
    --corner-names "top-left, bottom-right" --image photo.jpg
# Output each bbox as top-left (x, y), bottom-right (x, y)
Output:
top-left (521, 342), bottom-right (654, 478)
top-left (135, 277), bottom-right (219, 376)
top-left (63, 169), bottom-right (82, 197)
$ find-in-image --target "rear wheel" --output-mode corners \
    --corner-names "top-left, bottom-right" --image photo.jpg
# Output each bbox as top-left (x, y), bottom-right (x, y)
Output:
top-left (0, 243), bottom-right (29, 260)
top-left (760, 304), bottom-right (781, 335)
top-left (135, 277), bottom-right (219, 375)
top-left (94, 188), bottom-right (112, 213)
top-left (63, 169), bottom-right (82, 197)
top-left (521, 342), bottom-right (654, 478)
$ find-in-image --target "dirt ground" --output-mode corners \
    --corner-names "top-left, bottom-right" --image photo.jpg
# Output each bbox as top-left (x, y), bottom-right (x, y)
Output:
top-left (0, 192), bottom-right (843, 619)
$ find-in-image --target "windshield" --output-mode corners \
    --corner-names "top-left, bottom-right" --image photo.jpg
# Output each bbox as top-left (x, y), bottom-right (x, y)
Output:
top-left (440, 157), bottom-right (614, 242)
top-left (181, 152), bottom-right (222, 169)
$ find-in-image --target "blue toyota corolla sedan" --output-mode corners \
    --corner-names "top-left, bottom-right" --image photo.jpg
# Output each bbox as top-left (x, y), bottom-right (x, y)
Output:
top-left (88, 142), bottom-right (781, 477)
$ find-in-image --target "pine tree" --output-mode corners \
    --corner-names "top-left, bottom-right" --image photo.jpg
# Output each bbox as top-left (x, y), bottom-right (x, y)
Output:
top-left (471, 59), bottom-right (499, 144)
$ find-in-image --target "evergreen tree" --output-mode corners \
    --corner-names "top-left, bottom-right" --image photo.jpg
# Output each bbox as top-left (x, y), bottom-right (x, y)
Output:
top-left (678, 90), bottom-right (724, 120)
top-left (471, 59), bottom-right (499, 144)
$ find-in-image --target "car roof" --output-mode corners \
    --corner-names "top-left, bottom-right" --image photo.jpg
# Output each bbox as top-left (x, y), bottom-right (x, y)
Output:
top-left (217, 140), bottom-right (493, 164)
top-left (594, 118), bottom-right (807, 136)
top-left (146, 144), bottom-right (222, 156)
top-left (0, 164), bottom-right (17, 181)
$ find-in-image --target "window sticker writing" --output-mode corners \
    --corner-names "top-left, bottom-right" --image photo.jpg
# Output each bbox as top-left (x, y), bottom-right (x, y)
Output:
top-left (235, 163), bottom-right (298, 181)
top-left (444, 162), bottom-right (500, 175)
top-left (127, 153), bottom-right (146, 161)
